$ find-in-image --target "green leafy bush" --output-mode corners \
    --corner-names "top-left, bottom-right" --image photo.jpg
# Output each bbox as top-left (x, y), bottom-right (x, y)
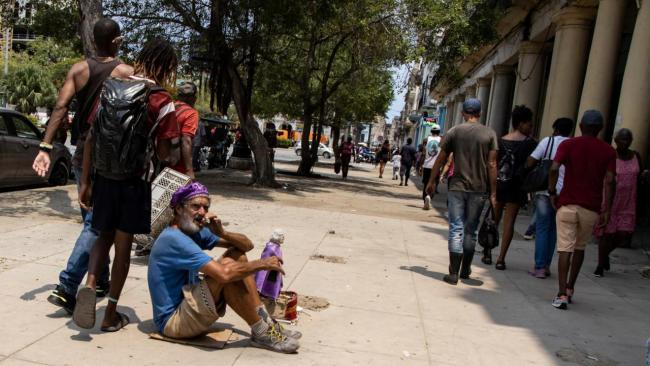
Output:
top-left (277, 139), bottom-right (293, 148)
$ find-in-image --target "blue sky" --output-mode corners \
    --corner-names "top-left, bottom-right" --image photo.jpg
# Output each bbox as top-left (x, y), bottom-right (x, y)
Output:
top-left (386, 65), bottom-right (408, 123)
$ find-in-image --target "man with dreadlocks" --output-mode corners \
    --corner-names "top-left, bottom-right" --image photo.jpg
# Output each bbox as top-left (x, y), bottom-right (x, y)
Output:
top-left (73, 38), bottom-right (180, 332)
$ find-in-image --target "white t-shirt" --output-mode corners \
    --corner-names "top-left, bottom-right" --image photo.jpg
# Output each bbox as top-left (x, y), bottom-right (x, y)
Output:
top-left (423, 135), bottom-right (441, 169)
top-left (391, 154), bottom-right (401, 168)
top-left (530, 135), bottom-right (569, 195)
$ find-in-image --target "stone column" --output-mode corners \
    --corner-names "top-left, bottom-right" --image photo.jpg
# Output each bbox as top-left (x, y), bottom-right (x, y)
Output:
top-left (614, 0), bottom-right (650, 159)
top-left (453, 93), bottom-right (466, 127)
top-left (577, 0), bottom-right (626, 138)
top-left (486, 65), bottom-right (515, 137)
top-left (465, 85), bottom-right (477, 99)
top-left (539, 7), bottom-right (596, 138)
top-left (476, 77), bottom-right (491, 125)
top-left (513, 42), bottom-right (546, 121)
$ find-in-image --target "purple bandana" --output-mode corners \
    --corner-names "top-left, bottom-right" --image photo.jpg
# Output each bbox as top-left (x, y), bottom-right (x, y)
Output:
top-left (170, 182), bottom-right (210, 208)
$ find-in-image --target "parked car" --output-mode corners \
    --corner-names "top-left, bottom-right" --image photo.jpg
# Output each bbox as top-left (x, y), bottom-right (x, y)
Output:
top-left (0, 108), bottom-right (72, 189)
top-left (294, 142), bottom-right (334, 159)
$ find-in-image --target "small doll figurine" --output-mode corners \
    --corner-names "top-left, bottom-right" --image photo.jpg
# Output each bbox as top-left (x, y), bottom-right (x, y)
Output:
top-left (255, 229), bottom-right (285, 300)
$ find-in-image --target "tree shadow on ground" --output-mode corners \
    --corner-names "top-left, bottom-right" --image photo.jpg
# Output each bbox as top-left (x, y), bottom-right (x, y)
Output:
top-left (0, 185), bottom-right (79, 221)
top-left (196, 165), bottom-right (429, 203)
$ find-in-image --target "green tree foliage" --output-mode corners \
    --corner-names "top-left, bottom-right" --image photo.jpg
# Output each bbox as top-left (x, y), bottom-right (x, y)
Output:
top-left (105, 0), bottom-right (304, 186)
top-left (253, 0), bottom-right (407, 174)
top-left (30, 0), bottom-right (84, 54)
top-left (1, 39), bottom-right (81, 113)
top-left (404, 0), bottom-right (506, 86)
top-left (3, 65), bottom-right (57, 113)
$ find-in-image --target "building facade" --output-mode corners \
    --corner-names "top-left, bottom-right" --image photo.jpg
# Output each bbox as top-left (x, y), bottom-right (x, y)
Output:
top-left (426, 0), bottom-right (649, 163)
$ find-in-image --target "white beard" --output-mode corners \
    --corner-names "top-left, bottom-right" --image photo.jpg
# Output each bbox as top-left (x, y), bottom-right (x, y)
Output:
top-left (178, 212), bottom-right (201, 235)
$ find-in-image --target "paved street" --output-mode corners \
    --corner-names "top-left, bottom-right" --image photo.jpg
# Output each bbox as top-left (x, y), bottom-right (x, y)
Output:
top-left (0, 160), bottom-right (648, 366)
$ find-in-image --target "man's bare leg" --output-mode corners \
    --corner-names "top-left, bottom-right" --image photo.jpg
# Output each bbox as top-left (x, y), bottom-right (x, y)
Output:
top-left (85, 230), bottom-right (116, 290)
top-left (74, 230), bottom-right (114, 328)
top-left (101, 230), bottom-right (133, 329)
top-left (567, 249), bottom-right (585, 291)
top-left (205, 250), bottom-right (261, 325)
top-left (557, 251), bottom-right (571, 295)
top-left (204, 250), bottom-right (299, 352)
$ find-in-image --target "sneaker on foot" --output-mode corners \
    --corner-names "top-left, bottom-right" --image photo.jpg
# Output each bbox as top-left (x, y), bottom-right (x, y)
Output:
top-left (251, 325), bottom-right (300, 353)
top-left (272, 321), bottom-right (302, 339)
top-left (523, 233), bottom-right (534, 240)
top-left (594, 266), bottom-right (604, 278)
top-left (47, 285), bottom-right (76, 314)
top-left (423, 196), bottom-right (431, 210)
top-left (552, 295), bottom-right (568, 310)
top-left (96, 281), bottom-right (110, 298)
top-left (528, 268), bottom-right (546, 279)
top-left (565, 287), bottom-right (574, 304)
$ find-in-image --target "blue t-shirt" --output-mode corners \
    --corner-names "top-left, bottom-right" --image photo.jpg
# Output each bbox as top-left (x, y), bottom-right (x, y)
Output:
top-left (148, 227), bottom-right (220, 331)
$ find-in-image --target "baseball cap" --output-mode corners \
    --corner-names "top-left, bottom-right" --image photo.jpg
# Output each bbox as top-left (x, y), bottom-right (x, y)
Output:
top-left (580, 109), bottom-right (604, 126)
top-left (462, 98), bottom-right (481, 114)
top-left (177, 81), bottom-right (198, 96)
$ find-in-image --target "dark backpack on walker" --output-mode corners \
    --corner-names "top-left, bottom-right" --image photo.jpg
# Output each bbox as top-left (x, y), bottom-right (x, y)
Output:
top-left (93, 78), bottom-right (161, 180)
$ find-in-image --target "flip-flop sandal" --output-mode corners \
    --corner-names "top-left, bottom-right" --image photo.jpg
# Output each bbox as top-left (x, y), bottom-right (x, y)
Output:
top-left (73, 287), bottom-right (96, 329)
top-left (101, 312), bottom-right (130, 332)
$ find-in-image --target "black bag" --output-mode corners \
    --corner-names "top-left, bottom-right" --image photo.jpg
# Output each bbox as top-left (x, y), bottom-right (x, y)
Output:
top-left (478, 206), bottom-right (499, 249)
top-left (93, 78), bottom-right (161, 180)
top-left (334, 159), bottom-right (341, 174)
top-left (522, 137), bottom-right (554, 192)
top-left (497, 138), bottom-right (531, 184)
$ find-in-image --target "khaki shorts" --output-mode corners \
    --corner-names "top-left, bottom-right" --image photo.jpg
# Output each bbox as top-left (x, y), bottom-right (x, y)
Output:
top-left (556, 204), bottom-right (599, 253)
top-left (162, 279), bottom-right (227, 339)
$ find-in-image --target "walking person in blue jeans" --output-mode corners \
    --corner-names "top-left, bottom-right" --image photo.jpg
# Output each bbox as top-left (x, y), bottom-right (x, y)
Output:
top-left (426, 99), bottom-right (498, 285)
top-left (525, 118), bottom-right (574, 278)
top-left (31, 19), bottom-right (133, 313)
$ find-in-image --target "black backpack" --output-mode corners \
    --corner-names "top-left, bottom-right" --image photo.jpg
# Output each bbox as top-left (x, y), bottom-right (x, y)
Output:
top-left (93, 78), bottom-right (161, 180)
top-left (497, 138), bottom-right (530, 183)
top-left (497, 147), bottom-right (516, 183)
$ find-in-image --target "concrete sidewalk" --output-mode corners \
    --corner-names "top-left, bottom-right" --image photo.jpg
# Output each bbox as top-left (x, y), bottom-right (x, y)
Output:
top-left (0, 161), bottom-right (648, 366)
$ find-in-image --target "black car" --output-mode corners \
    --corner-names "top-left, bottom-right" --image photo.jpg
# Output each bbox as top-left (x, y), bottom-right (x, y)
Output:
top-left (0, 108), bottom-right (72, 189)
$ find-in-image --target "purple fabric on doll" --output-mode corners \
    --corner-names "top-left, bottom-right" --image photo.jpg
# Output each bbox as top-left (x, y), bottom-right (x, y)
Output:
top-left (255, 241), bottom-right (283, 299)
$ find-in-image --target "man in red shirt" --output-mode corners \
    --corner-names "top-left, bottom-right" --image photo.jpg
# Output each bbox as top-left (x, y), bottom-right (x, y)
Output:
top-left (548, 110), bottom-right (616, 310)
top-left (172, 81), bottom-right (199, 179)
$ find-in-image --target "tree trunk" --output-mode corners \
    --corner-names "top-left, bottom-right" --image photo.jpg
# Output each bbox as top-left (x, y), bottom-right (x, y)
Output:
top-left (310, 114), bottom-right (324, 161)
top-left (78, 0), bottom-right (102, 58)
top-left (226, 64), bottom-right (279, 187)
top-left (297, 108), bottom-right (315, 175)
top-left (332, 123), bottom-right (341, 157)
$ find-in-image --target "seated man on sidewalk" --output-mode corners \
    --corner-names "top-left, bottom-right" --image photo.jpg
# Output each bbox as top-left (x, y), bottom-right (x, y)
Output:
top-left (148, 183), bottom-right (300, 353)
